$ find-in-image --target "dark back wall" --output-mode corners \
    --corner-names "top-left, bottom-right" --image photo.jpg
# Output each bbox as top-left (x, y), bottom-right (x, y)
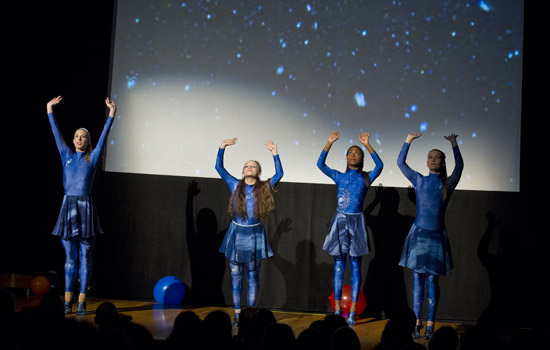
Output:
top-left (92, 172), bottom-right (527, 325)
top-left (4, 2), bottom-right (545, 328)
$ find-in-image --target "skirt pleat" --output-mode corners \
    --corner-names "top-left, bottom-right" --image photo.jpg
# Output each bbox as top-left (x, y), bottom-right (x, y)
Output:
top-left (219, 221), bottom-right (273, 263)
top-left (323, 212), bottom-right (370, 257)
top-left (398, 223), bottom-right (453, 275)
top-left (52, 195), bottom-right (103, 240)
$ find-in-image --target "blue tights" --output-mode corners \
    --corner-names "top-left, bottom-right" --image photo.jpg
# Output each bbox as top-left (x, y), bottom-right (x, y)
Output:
top-left (61, 237), bottom-right (95, 294)
top-left (229, 260), bottom-right (262, 309)
top-left (412, 272), bottom-right (440, 322)
top-left (334, 255), bottom-right (362, 303)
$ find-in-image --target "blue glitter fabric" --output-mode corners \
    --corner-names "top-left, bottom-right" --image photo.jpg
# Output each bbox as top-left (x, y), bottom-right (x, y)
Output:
top-left (48, 112), bottom-right (114, 239)
top-left (215, 148), bottom-right (283, 263)
top-left (397, 142), bottom-right (464, 275)
top-left (323, 212), bottom-right (370, 256)
top-left (52, 196), bottom-right (103, 240)
top-left (219, 222), bottom-right (274, 263)
top-left (317, 149), bottom-right (383, 256)
top-left (399, 224), bottom-right (453, 275)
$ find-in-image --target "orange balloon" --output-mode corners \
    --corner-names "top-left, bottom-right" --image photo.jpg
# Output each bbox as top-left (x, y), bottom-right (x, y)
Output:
top-left (30, 276), bottom-right (51, 296)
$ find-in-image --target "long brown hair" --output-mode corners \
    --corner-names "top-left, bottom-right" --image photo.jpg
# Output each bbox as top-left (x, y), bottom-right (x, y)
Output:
top-left (228, 161), bottom-right (276, 222)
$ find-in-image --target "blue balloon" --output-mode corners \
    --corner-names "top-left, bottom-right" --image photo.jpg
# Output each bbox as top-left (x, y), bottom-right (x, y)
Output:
top-left (154, 276), bottom-right (186, 304)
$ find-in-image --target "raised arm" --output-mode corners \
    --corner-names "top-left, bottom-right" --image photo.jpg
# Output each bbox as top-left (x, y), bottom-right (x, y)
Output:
top-left (266, 140), bottom-right (284, 186)
top-left (89, 98), bottom-right (117, 165)
top-left (359, 131), bottom-right (384, 183)
top-left (323, 130), bottom-right (340, 152)
top-left (444, 134), bottom-right (464, 190)
top-left (46, 96), bottom-right (70, 157)
top-left (105, 97), bottom-right (117, 118)
top-left (317, 131), bottom-right (339, 179)
top-left (215, 138), bottom-right (239, 188)
top-left (47, 96), bottom-right (62, 114)
top-left (397, 132), bottom-right (422, 184)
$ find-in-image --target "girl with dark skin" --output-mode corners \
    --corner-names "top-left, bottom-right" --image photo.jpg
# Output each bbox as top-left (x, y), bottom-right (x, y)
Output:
top-left (318, 131), bottom-right (383, 325)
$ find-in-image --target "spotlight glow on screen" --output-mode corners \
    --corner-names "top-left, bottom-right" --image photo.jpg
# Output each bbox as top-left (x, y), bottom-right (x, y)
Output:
top-left (106, 0), bottom-right (523, 192)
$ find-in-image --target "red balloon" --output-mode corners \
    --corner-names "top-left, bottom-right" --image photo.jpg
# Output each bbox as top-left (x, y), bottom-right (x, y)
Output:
top-left (30, 276), bottom-right (51, 296)
top-left (328, 285), bottom-right (367, 317)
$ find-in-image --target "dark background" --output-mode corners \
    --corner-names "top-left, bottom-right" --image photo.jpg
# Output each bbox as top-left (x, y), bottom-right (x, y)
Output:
top-left (3, 1), bottom-right (545, 328)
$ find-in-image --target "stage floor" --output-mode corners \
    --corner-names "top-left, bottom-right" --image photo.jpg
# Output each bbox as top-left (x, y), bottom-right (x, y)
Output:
top-left (57, 298), bottom-right (470, 349)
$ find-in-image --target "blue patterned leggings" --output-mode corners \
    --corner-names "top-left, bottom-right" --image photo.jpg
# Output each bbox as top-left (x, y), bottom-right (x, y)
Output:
top-left (229, 260), bottom-right (262, 309)
top-left (61, 237), bottom-right (95, 294)
top-left (413, 272), bottom-right (440, 321)
top-left (334, 255), bottom-right (362, 302)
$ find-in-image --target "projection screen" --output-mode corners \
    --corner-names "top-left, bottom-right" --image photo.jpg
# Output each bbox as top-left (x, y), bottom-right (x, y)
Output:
top-left (106, 0), bottom-right (523, 192)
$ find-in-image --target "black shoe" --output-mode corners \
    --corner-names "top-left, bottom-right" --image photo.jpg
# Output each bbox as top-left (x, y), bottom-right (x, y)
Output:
top-left (64, 301), bottom-right (73, 314)
top-left (423, 326), bottom-right (434, 340)
top-left (413, 323), bottom-right (423, 339)
top-left (76, 302), bottom-right (86, 316)
top-left (347, 312), bottom-right (356, 326)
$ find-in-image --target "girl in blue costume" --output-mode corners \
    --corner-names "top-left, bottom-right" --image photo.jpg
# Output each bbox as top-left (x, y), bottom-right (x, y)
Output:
top-left (317, 131), bottom-right (383, 325)
top-left (215, 137), bottom-right (283, 326)
top-left (397, 132), bottom-right (463, 339)
top-left (47, 96), bottom-right (116, 316)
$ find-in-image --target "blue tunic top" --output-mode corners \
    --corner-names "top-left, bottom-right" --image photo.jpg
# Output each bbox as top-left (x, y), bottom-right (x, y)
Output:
top-left (48, 112), bottom-right (114, 239)
top-left (215, 148), bottom-right (283, 225)
top-left (397, 142), bottom-right (463, 231)
top-left (317, 149), bottom-right (383, 214)
top-left (317, 148), bottom-right (383, 256)
top-left (397, 142), bottom-right (464, 275)
top-left (48, 112), bottom-right (114, 196)
top-left (215, 148), bottom-right (283, 262)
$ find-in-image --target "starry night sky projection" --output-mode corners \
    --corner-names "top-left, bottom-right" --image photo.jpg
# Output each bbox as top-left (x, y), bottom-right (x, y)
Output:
top-left (106, 0), bottom-right (523, 192)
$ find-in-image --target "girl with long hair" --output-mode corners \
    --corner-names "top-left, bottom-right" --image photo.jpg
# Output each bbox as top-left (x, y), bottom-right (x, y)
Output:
top-left (397, 132), bottom-right (463, 339)
top-left (47, 96), bottom-right (116, 315)
top-left (318, 131), bottom-right (383, 325)
top-left (215, 137), bottom-right (283, 326)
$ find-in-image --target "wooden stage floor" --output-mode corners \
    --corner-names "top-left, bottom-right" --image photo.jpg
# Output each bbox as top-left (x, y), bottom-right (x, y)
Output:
top-left (59, 298), bottom-right (470, 350)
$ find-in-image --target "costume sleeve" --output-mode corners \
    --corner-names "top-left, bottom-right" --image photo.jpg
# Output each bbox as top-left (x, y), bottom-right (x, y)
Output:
top-left (317, 149), bottom-right (338, 182)
top-left (90, 116), bottom-right (114, 166)
top-left (445, 145), bottom-right (464, 192)
top-left (270, 154), bottom-right (284, 187)
top-left (397, 142), bottom-right (420, 185)
top-left (368, 151), bottom-right (384, 183)
top-left (215, 148), bottom-right (239, 190)
top-left (47, 112), bottom-right (71, 163)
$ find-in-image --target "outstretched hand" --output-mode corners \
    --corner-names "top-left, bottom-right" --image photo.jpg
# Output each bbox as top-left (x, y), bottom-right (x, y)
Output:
top-left (328, 130), bottom-right (340, 143)
top-left (359, 131), bottom-right (376, 153)
top-left (405, 132), bottom-right (422, 144)
top-left (265, 140), bottom-right (278, 155)
top-left (105, 97), bottom-right (117, 116)
top-left (47, 96), bottom-right (62, 113)
top-left (359, 131), bottom-right (374, 146)
top-left (444, 133), bottom-right (458, 146)
top-left (220, 137), bottom-right (238, 149)
top-left (323, 130), bottom-right (340, 152)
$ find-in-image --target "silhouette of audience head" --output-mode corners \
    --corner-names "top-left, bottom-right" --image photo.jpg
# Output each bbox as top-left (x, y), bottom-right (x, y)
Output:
top-left (428, 326), bottom-right (459, 350)
top-left (261, 322), bottom-right (296, 350)
top-left (331, 326), bottom-right (360, 350)
top-left (94, 301), bottom-right (132, 328)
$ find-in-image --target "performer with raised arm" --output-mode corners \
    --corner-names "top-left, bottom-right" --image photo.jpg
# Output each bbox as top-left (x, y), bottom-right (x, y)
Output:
top-left (397, 132), bottom-right (464, 339)
top-left (215, 138), bottom-right (283, 326)
top-left (317, 131), bottom-right (383, 325)
top-left (47, 96), bottom-right (116, 315)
